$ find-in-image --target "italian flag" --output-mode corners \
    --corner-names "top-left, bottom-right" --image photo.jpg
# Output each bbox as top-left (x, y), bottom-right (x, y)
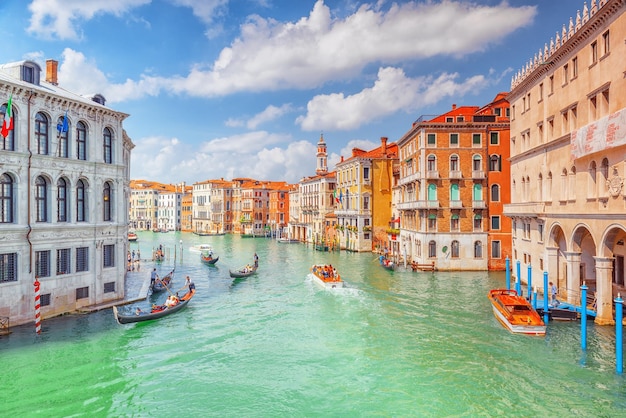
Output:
top-left (1, 95), bottom-right (13, 138)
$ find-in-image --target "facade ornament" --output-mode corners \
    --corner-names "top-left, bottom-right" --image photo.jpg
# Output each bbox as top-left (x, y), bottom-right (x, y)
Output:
top-left (607, 167), bottom-right (623, 198)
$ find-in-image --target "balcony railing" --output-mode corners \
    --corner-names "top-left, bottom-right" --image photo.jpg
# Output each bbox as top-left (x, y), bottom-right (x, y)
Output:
top-left (399, 171), bottom-right (421, 186)
top-left (503, 202), bottom-right (545, 216)
top-left (426, 170), bottom-right (439, 179)
top-left (472, 200), bottom-right (486, 209)
top-left (449, 170), bottom-right (462, 179)
top-left (449, 200), bottom-right (463, 208)
top-left (472, 170), bottom-right (485, 179)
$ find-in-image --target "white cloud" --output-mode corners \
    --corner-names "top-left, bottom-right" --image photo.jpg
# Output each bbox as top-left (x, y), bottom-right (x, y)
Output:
top-left (131, 132), bottom-right (315, 184)
top-left (169, 0), bottom-right (228, 25)
top-left (246, 104), bottom-right (294, 129)
top-left (27, 0), bottom-right (151, 40)
top-left (296, 67), bottom-right (488, 131)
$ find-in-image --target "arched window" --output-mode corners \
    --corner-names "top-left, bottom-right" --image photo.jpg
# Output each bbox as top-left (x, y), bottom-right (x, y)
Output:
top-left (473, 214), bottom-right (482, 231)
top-left (474, 241), bottom-right (483, 258)
top-left (538, 173), bottom-right (543, 201)
top-left (427, 154), bottom-right (436, 171)
top-left (451, 240), bottom-right (460, 258)
top-left (57, 178), bottom-right (68, 222)
top-left (35, 176), bottom-right (48, 222)
top-left (450, 154), bottom-right (459, 171)
top-left (568, 167), bottom-right (575, 200)
top-left (0, 173), bottom-right (14, 223)
top-left (473, 183), bottom-right (482, 201)
top-left (35, 112), bottom-right (49, 155)
top-left (588, 161), bottom-right (597, 198)
top-left (491, 184), bottom-right (500, 202)
top-left (450, 183), bottom-right (460, 201)
top-left (56, 114), bottom-right (70, 158)
top-left (427, 183), bottom-right (437, 201)
top-left (1, 102), bottom-right (16, 151)
top-left (489, 155), bottom-right (501, 171)
top-left (77, 121), bottom-right (87, 160)
top-left (103, 181), bottom-right (112, 221)
top-left (428, 240), bottom-right (437, 258)
top-left (547, 172), bottom-right (553, 201)
top-left (561, 168), bottom-right (568, 201)
top-left (103, 127), bottom-right (113, 164)
top-left (600, 158), bottom-right (609, 198)
top-left (76, 179), bottom-right (87, 222)
top-left (472, 155), bottom-right (482, 171)
top-left (450, 213), bottom-right (459, 232)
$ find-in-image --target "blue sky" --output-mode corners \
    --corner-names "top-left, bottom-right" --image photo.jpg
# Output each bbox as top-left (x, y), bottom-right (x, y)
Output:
top-left (0, 0), bottom-right (585, 185)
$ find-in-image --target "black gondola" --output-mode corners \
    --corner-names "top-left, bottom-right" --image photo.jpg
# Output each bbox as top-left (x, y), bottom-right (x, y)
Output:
top-left (113, 289), bottom-right (195, 324)
top-left (151, 269), bottom-right (174, 293)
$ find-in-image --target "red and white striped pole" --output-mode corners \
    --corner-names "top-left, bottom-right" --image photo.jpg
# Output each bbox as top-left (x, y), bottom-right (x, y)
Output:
top-left (34, 279), bottom-right (41, 334)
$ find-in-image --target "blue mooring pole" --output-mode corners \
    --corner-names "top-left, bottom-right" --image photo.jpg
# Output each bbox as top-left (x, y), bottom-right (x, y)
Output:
top-left (527, 264), bottom-right (532, 303)
top-left (543, 271), bottom-right (549, 324)
top-left (532, 287), bottom-right (538, 310)
top-left (516, 260), bottom-right (521, 295)
top-left (581, 283), bottom-right (588, 350)
top-left (506, 257), bottom-right (510, 290)
top-left (615, 294), bottom-right (623, 374)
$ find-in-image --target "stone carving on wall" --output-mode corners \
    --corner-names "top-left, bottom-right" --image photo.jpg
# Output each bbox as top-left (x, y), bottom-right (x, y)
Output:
top-left (607, 167), bottom-right (623, 198)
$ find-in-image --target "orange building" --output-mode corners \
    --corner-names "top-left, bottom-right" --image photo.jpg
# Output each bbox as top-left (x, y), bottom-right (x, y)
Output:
top-left (395, 94), bottom-right (511, 270)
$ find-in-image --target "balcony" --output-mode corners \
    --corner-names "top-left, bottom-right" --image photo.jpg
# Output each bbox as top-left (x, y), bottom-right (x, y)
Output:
top-left (503, 202), bottom-right (546, 216)
top-left (396, 200), bottom-right (419, 210)
top-left (399, 171), bottom-right (421, 186)
top-left (472, 170), bottom-right (485, 179)
top-left (472, 200), bottom-right (486, 209)
top-left (426, 170), bottom-right (439, 179)
top-left (449, 170), bottom-right (462, 179)
top-left (449, 200), bottom-right (463, 209)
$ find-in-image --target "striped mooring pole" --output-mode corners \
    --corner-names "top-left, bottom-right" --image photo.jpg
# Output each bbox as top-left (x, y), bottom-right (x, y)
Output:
top-left (615, 294), bottom-right (623, 374)
top-left (34, 279), bottom-right (41, 334)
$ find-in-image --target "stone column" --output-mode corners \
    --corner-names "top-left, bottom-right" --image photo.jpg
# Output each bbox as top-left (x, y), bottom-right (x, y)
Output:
top-left (564, 251), bottom-right (581, 305)
top-left (593, 256), bottom-right (615, 325)
top-left (545, 246), bottom-right (559, 291)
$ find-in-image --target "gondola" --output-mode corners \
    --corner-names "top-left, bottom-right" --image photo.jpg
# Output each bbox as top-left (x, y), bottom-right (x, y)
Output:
top-left (229, 265), bottom-right (257, 278)
top-left (379, 255), bottom-right (395, 271)
top-left (151, 269), bottom-right (174, 293)
top-left (200, 252), bottom-right (219, 265)
top-left (113, 289), bottom-right (195, 324)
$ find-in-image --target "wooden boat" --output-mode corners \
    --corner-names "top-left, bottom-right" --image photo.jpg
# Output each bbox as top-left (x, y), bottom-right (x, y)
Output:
top-left (151, 269), bottom-right (174, 293)
top-left (309, 264), bottom-right (343, 289)
top-left (277, 238), bottom-right (299, 244)
top-left (201, 252), bottom-right (219, 265)
top-left (229, 265), bottom-right (257, 278)
top-left (536, 306), bottom-right (579, 321)
top-left (379, 255), bottom-right (395, 271)
top-left (189, 244), bottom-right (212, 253)
top-left (488, 289), bottom-right (546, 336)
top-left (128, 231), bottom-right (138, 242)
top-left (113, 289), bottom-right (195, 324)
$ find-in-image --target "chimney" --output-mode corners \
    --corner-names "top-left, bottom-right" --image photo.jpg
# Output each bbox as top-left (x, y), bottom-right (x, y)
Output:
top-left (46, 59), bottom-right (58, 85)
top-left (381, 136), bottom-right (388, 154)
top-left (451, 104), bottom-right (457, 110)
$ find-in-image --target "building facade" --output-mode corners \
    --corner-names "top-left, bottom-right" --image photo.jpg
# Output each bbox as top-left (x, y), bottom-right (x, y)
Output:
top-left (504, 0), bottom-right (626, 324)
top-left (0, 59), bottom-right (132, 327)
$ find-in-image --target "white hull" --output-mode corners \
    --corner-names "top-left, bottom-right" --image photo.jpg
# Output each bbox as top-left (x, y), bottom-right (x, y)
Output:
top-left (309, 273), bottom-right (343, 289)
top-left (491, 305), bottom-right (546, 335)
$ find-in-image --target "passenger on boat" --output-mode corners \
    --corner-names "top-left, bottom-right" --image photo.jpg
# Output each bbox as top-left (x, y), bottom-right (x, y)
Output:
top-left (135, 308), bottom-right (143, 315)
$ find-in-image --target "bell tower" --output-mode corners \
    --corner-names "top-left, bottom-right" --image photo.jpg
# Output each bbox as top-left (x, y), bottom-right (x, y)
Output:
top-left (315, 133), bottom-right (328, 175)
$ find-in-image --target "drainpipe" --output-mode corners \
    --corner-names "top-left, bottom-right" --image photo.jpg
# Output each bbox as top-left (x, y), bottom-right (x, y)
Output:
top-left (26, 90), bottom-right (34, 274)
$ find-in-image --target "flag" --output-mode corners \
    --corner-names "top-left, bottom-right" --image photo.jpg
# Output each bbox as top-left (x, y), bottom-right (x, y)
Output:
top-left (1, 95), bottom-right (13, 138)
top-left (339, 190), bottom-right (343, 204)
top-left (57, 109), bottom-right (68, 134)
top-left (333, 189), bottom-right (340, 204)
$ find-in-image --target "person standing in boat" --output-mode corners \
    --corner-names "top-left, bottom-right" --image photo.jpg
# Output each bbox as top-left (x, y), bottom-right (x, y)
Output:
top-left (150, 268), bottom-right (159, 286)
top-left (254, 253), bottom-right (259, 268)
top-left (550, 282), bottom-right (558, 306)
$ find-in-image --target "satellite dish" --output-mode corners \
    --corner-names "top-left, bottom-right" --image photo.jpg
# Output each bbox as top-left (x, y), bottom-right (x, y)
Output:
top-left (442, 246), bottom-right (448, 253)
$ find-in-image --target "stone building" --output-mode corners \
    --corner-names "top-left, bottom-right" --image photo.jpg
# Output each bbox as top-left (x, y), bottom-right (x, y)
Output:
top-left (0, 59), bottom-right (132, 327)
top-left (504, 0), bottom-right (626, 324)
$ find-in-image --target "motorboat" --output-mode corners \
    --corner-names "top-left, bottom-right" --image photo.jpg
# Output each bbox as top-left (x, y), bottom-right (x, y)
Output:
top-left (488, 289), bottom-right (546, 336)
top-left (309, 264), bottom-right (343, 289)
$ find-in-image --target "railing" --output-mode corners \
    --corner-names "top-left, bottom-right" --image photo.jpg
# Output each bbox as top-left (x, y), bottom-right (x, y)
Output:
top-left (426, 170), bottom-right (439, 179)
top-left (472, 200), bottom-right (486, 209)
top-left (472, 170), bottom-right (485, 179)
top-left (450, 200), bottom-right (463, 208)
top-left (399, 171), bottom-right (421, 186)
top-left (449, 170), bottom-right (462, 179)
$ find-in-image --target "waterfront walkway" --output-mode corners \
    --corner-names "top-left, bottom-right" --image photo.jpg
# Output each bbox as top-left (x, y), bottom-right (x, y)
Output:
top-left (78, 262), bottom-right (151, 313)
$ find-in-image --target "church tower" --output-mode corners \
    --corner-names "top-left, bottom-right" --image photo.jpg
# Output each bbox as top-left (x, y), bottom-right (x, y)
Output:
top-left (315, 133), bottom-right (328, 175)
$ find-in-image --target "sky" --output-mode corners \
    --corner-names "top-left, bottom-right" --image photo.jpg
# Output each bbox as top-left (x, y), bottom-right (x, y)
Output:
top-left (0, 0), bottom-right (587, 185)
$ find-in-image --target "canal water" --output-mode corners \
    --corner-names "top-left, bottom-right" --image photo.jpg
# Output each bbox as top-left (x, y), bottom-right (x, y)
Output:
top-left (1, 232), bottom-right (625, 416)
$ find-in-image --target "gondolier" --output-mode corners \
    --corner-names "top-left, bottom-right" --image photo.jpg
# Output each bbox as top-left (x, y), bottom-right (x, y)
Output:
top-left (150, 268), bottom-right (158, 286)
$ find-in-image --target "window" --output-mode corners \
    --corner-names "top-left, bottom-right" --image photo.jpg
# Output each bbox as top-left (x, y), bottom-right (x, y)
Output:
top-left (602, 30), bottom-right (610, 56)
top-left (23, 66), bottom-right (34, 83)
top-left (427, 155), bottom-right (436, 171)
top-left (474, 241), bottom-right (483, 258)
top-left (538, 223), bottom-right (544, 242)
top-left (41, 293), bottom-right (51, 306)
top-left (363, 167), bottom-right (370, 181)
top-left (57, 115), bottom-right (69, 157)
top-left (428, 214), bottom-right (437, 231)
top-left (445, 117), bottom-right (453, 123)
top-left (491, 216), bottom-right (501, 230)
top-left (427, 183), bottom-right (437, 201)
top-left (103, 182), bottom-right (112, 221)
top-left (76, 121), bottom-right (87, 160)
top-left (104, 282), bottom-right (115, 293)
top-left (591, 41), bottom-right (598, 64)
top-left (36, 250), bottom-right (51, 278)
top-left (0, 173), bottom-right (14, 223)
top-left (572, 57), bottom-right (578, 79)
top-left (490, 132), bottom-right (499, 145)
top-left (57, 248), bottom-right (71, 275)
top-left (494, 108), bottom-right (501, 117)
top-left (428, 240), bottom-right (437, 258)
top-left (427, 133), bottom-right (436, 146)
top-left (363, 196), bottom-right (369, 210)
top-left (103, 127), bottom-right (113, 164)
top-left (563, 63), bottom-right (569, 84)
top-left (492, 241), bottom-right (501, 258)
top-left (35, 112), bottom-right (49, 155)
top-left (451, 240), bottom-right (460, 258)
top-left (549, 75), bottom-right (554, 94)
top-left (0, 252), bottom-right (17, 282)
top-left (474, 214), bottom-right (482, 231)
top-left (35, 176), bottom-right (48, 222)
top-left (539, 83), bottom-right (544, 102)
top-left (473, 183), bottom-right (483, 201)
top-left (489, 155), bottom-right (501, 172)
top-left (491, 184), bottom-right (500, 202)
top-left (103, 244), bottom-right (115, 268)
top-left (473, 155), bottom-right (482, 171)
top-left (76, 179), bottom-right (87, 222)
top-left (450, 155), bottom-right (459, 171)
top-left (449, 133), bottom-right (459, 147)
top-left (451, 214), bottom-right (459, 232)
top-left (76, 247), bottom-right (89, 272)
top-left (1, 102), bottom-right (15, 151)
top-left (472, 133), bottom-right (481, 146)
top-left (57, 178), bottom-right (68, 222)
top-left (76, 287), bottom-right (89, 300)
top-left (450, 183), bottom-right (460, 201)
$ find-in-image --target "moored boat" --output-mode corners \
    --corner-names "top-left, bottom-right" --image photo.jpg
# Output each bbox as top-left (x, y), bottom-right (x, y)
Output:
top-left (229, 264), bottom-right (257, 278)
top-left (189, 244), bottom-right (213, 253)
top-left (128, 231), bottom-right (138, 241)
top-left (488, 289), bottom-right (546, 336)
top-left (379, 255), bottom-right (395, 271)
top-left (309, 264), bottom-right (343, 289)
top-left (113, 288), bottom-right (195, 324)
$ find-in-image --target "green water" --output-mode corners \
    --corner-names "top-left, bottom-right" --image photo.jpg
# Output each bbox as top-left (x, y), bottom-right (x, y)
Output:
top-left (2, 232), bottom-right (625, 417)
